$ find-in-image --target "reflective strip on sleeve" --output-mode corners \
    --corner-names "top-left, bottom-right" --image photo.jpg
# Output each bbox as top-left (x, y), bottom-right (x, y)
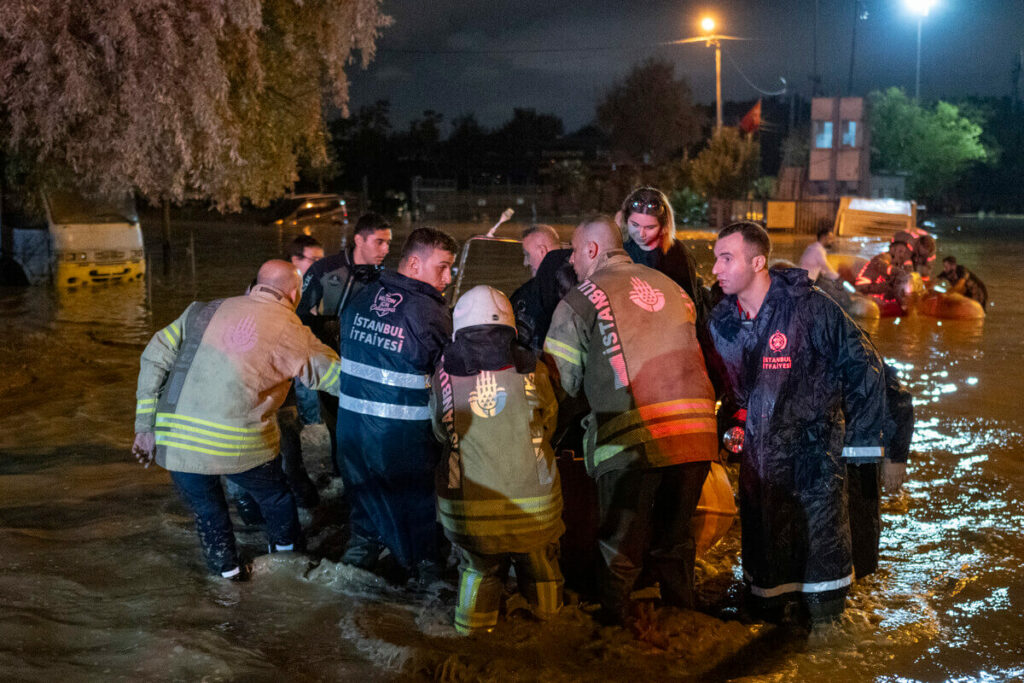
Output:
top-left (316, 361), bottom-right (341, 392)
top-left (841, 446), bottom-right (884, 461)
top-left (543, 338), bottom-right (582, 366)
top-left (744, 571), bottom-right (853, 598)
top-left (339, 393), bottom-right (430, 421)
top-left (136, 398), bottom-right (157, 414)
top-left (160, 322), bottom-right (181, 347)
top-left (340, 357), bottom-right (429, 389)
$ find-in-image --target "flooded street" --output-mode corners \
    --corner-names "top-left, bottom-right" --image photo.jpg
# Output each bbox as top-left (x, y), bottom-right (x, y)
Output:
top-left (1, 216), bottom-right (1022, 681)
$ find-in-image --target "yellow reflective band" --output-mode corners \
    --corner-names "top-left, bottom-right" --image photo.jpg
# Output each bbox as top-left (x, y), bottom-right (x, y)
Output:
top-left (155, 430), bottom-right (271, 451)
top-left (438, 493), bottom-right (561, 519)
top-left (137, 407), bottom-right (156, 414)
top-left (137, 398), bottom-right (156, 405)
top-left (594, 417), bottom-right (717, 466)
top-left (316, 362), bottom-right (341, 391)
top-left (455, 609), bottom-right (499, 628)
top-left (543, 338), bottom-right (582, 366)
top-left (597, 398), bottom-right (716, 442)
top-left (161, 327), bottom-right (176, 346)
top-left (155, 436), bottom-right (279, 457)
top-left (155, 421), bottom-right (271, 445)
top-left (155, 412), bottom-right (271, 434)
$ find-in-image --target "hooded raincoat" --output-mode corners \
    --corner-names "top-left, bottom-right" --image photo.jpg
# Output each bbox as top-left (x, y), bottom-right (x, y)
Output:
top-left (707, 268), bottom-right (886, 609)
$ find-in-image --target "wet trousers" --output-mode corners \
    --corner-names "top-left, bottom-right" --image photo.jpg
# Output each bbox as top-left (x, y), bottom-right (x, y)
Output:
top-left (595, 461), bottom-right (710, 619)
top-left (454, 541), bottom-right (563, 635)
top-left (170, 457), bottom-right (301, 575)
top-left (293, 380), bottom-right (322, 425)
top-left (847, 462), bottom-right (882, 578)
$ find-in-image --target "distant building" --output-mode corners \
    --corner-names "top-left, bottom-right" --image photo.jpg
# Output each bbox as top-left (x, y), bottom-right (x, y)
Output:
top-left (868, 173), bottom-right (908, 200)
top-left (807, 97), bottom-right (871, 199)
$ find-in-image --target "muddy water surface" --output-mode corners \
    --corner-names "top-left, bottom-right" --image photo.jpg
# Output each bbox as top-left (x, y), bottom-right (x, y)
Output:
top-left (1, 217), bottom-right (1022, 681)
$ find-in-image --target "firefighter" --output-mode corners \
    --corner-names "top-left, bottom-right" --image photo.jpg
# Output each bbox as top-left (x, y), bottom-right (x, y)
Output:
top-left (296, 212), bottom-right (391, 474)
top-left (132, 260), bottom-right (341, 581)
top-left (337, 227), bottom-right (458, 584)
top-left (431, 285), bottom-right (563, 634)
top-left (543, 215), bottom-right (717, 624)
top-left (707, 222), bottom-right (887, 624)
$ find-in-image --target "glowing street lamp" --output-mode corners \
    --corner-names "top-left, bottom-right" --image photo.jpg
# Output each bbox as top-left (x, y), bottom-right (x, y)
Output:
top-left (671, 15), bottom-right (747, 133)
top-left (906, 0), bottom-right (937, 100)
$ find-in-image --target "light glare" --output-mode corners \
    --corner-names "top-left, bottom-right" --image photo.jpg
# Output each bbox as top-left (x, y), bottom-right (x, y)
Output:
top-left (701, 16), bottom-right (715, 33)
top-left (905, 0), bottom-right (937, 16)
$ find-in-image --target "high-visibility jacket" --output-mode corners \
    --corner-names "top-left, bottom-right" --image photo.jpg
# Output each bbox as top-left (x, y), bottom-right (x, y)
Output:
top-left (430, 325), bottom-right (563, 555)
top-left (543, 250), bottom-right (717, 478)
top-left (134, 285), bottom-right (340, 475)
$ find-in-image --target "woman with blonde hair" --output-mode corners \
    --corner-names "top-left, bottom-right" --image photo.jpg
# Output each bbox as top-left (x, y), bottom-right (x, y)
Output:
top-left (618, 186), bottom-right (707, 323)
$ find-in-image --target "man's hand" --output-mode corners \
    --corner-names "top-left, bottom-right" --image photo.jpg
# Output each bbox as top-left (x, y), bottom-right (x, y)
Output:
top-left (132, 432), bottom-right (156, 468)
top-left (882, 461), bottom-right (908, 493)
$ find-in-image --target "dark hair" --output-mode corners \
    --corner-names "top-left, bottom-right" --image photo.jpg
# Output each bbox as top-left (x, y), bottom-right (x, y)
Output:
top-left (718, 221), bottom-right (771, 259)
top-left (816, 224), bottom-right (834, 240)
top-left (353, 212), bottom-right (391, 238)
top-left (286, 234), bottom-right (322, 260)
top-left (399, 227), bottom-right (459, 265)
top-left (943, 255), bottom-right (957, 265)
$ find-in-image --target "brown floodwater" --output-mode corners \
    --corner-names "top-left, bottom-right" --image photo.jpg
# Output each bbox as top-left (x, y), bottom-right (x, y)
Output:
top-left (0, 216), bottom-right (1022, 681)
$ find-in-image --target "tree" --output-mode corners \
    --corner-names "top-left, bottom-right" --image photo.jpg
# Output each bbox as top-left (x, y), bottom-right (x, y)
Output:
top-left (596, 58), bottom-right (704, 164)
top-left (868, 88), bottom-right (987, 204)
top-left (690, 128), bottom-right (761, 200)
top-left (0, 0), bottom-right (391, 210)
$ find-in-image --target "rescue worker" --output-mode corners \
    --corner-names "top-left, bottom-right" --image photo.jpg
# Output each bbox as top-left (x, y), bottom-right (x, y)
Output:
top-left (937, 255), bottom-right (988, 308)
top-left (619, 186), bottom-right (709, 326)
top-left (707, 222), bottom-right (887, 624)
top-left (855, 240), bottom-right (915, 304)
top-left (510, 224), bottom-right (574, 352)
top-left (431, 286), bottom-right (563, 634)
top-left (798, 225), bottom-right (840, 283)
top-left (543, 215), bottom-right (717, 624)
top-left (337, 227), bottom-right (458, 583)
top-left (297, 212), bottom-right (392, 473)
top-left (132, 260), bottom-right (341, 581)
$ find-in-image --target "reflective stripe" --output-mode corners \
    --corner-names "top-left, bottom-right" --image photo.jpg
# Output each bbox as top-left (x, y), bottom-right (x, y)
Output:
top-left (842, 446), bottom-right (884, 460)
top-left (136, 399), bottom-right (156, 414)
top-left (594, 417), bottom-right (717, 467)
top-left (155, 429), bottom-right (270, 450)
top-left (315, 361), bottom-right (341, 392)
top-left (744, 571), bottom-right (853, 598)
top-left (155, 435), bottom-right (279, 457)
top-left (543, 338), bottom-right (582, 366)
top-left (340, 357), bottom-right (429, 389)
top-left (155, 412), bottom-right (270, 435)
top-left (597, 398), bottom-right (716, 442)
top-left (438, 493), bottom-right (560, 518)
top-left (339, 393), bottom-right (430, 420)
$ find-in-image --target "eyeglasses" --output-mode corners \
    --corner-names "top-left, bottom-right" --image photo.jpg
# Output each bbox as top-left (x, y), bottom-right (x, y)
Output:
top-left (628, 195), bottom-right (667, 217)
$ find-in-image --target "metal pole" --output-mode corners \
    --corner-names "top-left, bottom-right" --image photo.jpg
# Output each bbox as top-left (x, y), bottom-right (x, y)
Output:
top-left (915, 18), bottom-right (922, 100)
top-left (715, 41), bottom-right (723, 132)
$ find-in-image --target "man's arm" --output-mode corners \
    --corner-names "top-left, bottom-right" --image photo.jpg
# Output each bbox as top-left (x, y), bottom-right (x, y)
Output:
top-left (542, 298), bottom-right (590, 398)
top-left (292, 326), bottom-right (342, 396)
top-left (826, 301), bottom-right (888, 462)
top-left (133, 305), bottom-right (194, 465)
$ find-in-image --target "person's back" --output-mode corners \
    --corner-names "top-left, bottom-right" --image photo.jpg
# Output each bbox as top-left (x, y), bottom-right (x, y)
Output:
top-left (799, 227), bottom-right (839, 283)
top-left (432, 286), bottom-right (563, 633)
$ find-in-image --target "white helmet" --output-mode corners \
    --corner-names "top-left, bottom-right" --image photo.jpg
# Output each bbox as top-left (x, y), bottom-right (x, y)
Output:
top-left (452, 285), bottom-right (515, 338)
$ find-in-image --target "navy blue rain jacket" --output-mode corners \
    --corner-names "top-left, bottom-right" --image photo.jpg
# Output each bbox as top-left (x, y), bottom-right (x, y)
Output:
top-left (707, 268), bottom-right (887, 602)
top-left (337, 270), bottom-right (452, 568)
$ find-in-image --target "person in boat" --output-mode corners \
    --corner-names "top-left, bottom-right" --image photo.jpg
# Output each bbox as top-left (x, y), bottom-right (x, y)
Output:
top-left (937, 256), bottom-right (988, 308)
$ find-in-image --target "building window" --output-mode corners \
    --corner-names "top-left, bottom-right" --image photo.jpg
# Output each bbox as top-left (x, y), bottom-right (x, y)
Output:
top-left (842, 121), bottom-right (857, 147)
top-left (814, 121), bottom-right (833, 149)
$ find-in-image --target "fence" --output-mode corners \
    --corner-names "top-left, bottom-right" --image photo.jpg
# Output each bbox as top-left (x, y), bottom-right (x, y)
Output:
top-left (709, 198), bottom-right (839, 234)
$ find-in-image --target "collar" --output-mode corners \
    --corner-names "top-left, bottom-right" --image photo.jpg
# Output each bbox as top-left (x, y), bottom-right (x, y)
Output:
top-left (591, 249), bottom-right (632, 274)
top-left (249, 284), bottom-right (295, 308)
top-left (381, 269), bottom-right (446, 303)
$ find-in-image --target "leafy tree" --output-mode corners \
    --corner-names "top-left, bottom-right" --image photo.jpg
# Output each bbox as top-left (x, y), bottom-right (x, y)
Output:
top-left (0, 0), bottom-right (391, 210)
top-left (868, 88), bottom-right (987, 204)
top-left (690, 128), bottom-right (761, 200)
top-left (596, 58), bottom-right (704, 164)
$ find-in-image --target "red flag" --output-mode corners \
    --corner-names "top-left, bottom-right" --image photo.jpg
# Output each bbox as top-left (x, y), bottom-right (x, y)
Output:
top-left (740, 99), bottom-right (761, 133)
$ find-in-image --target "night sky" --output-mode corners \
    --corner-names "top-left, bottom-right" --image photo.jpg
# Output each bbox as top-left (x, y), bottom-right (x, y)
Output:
top-left (346, 0), bottom-right (1024, 131)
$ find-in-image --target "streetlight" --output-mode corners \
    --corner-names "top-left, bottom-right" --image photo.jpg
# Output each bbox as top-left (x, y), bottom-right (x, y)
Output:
top-left (906, 0), bottom-right (937, 100)
top-left (701, 16), bottom-right (723, 132)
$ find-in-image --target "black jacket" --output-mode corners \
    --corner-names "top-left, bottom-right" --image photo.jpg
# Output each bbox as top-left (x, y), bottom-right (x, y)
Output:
top-left (510, 248), bottom-right (575, 351)
top-left (297, 248), bottom-right (381, 346)
top-left (707, 268), bottom-right (887, 602)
